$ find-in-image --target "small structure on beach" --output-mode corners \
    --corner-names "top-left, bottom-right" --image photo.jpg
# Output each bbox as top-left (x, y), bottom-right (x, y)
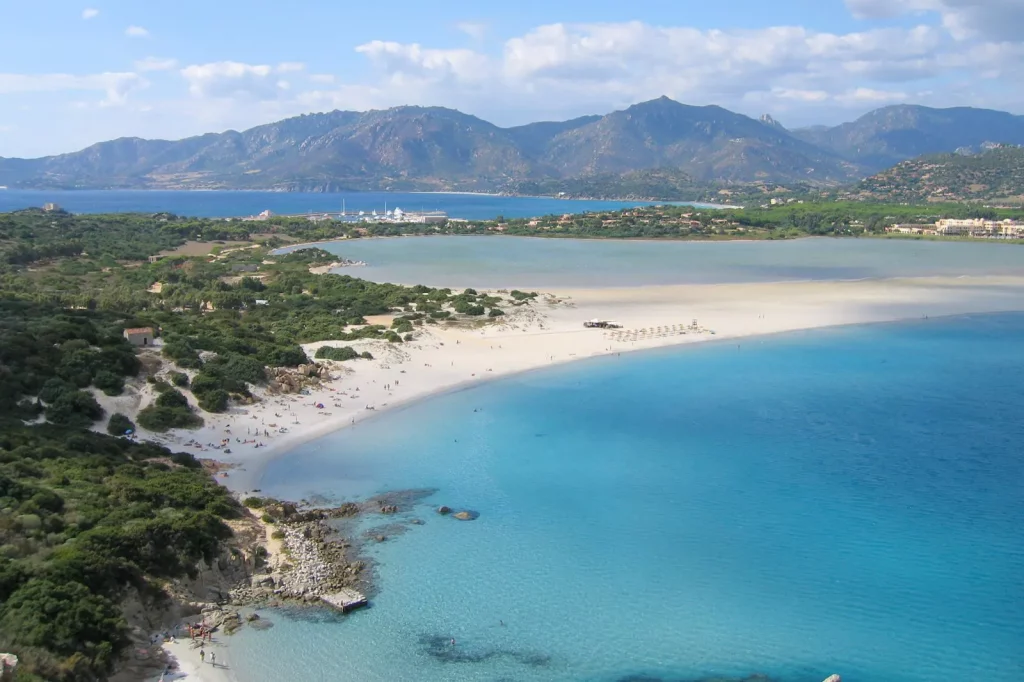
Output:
top-left (123, 327), bottom-right (156, 347)
top-left (321, 589), bottom-right (368, 613)
top-left (583, 319), bottom-right (621, 329)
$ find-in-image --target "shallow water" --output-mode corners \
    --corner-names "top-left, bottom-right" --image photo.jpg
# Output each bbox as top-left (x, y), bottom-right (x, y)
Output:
top-left (304, 235), bottom-right (1024, 288)
top-left (228, 314), bottom-right (1024, 682)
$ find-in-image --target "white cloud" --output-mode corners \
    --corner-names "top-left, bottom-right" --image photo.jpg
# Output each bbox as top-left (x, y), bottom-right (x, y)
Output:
top-left (456, 22), bottom-right (488, 41)
top-left (309, 74), bottom-right (336, 84)
top-left (135, 57), bottom-right (178, 72)
top-left (0, 72), bottom-right (145, 106)
top-left (82, 8), bottom-right (99, 20)
top-left (125, 25), bottom-right (150, 38)
top-left (180, 61), bottom-right (298, 99)
top-left (356, 41), bottom-right (492, 84)
top-left (845, 0), bottom-right (1024, 41)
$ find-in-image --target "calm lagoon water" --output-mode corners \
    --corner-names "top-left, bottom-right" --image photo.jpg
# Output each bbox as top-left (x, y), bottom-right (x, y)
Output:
top-left (0, 189), bottom-right (658, 219)
top-left (230, 315), bottom-right (1024, 682)
top-left (306, 235), bottom-right (1024, 288)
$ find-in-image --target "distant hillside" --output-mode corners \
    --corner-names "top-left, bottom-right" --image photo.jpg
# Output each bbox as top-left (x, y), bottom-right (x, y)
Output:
top-left (793, 105), bottom-right (1024, 169)
top-left (5, 99), bottom-right (1024, 196)
top-left (0, 98), bottom-right (857, 193)
top-left (848, 146), bottom-right (1024, 203)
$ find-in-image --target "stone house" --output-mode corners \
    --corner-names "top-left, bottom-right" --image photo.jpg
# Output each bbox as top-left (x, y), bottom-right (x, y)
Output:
top-left (123, 327), bottom-right (157, 347)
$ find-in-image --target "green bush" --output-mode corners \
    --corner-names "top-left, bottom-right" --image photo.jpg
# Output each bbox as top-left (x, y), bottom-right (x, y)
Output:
top-left (93, 370), bottom-right (125, 396)
top-left (38, 378), bottom-right (74, 404)
top-left (488, 308), bottom-right (505, 317)
top-left (196, 389), bottom-right (229, 413)
top-left (464, 305), bottom-right (486, 316)
top-left (243, 497), bottom-right (266, 508)
top-left (315, 345), bottom-right (359, 361)
top-left (169, 371), bottom-right (190, 388)
top-left (136, 405), bottom-right (203, 432)
top-left (404, 333), bottom-right (414, 341)
top-left (393, 320), bottom-right (414, 333)
top-left (46, 391), bottom-right (104, 428)
top-left (429, 310), bottom-right (451, 319)
top-left (155, 389), bottom-right (189, 410)
top-left (106, 413), bottom-right (136, 436)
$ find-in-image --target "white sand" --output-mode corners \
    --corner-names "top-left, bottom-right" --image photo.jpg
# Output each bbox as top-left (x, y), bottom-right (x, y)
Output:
top-left (146, 637), bottom-right (234, 682)
top-left (120, 274), bottom-right (1024, 492)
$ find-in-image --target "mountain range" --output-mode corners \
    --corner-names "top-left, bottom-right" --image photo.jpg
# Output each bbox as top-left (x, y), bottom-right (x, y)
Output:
top-left (3, 98), bottom-right (1024, 195)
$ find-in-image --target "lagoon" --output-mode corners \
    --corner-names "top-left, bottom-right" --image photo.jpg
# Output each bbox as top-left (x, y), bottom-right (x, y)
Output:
top-left (304, 235), bottom-right (1024, 288)
top-left (229, 314), bottom-right (1024, 682)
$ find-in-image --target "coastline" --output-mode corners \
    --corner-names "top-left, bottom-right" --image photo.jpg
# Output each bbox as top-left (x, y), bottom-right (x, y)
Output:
top-left (122, 274), bottom-right (1024, 682)
top-left (127, 274), bottom-right (1024, 494)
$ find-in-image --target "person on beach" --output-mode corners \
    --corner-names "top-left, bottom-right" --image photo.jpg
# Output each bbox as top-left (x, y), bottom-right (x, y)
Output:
top-left (211, 652), bottom-right (216, 666)
top-left (200, 649), bottom-right (205, 663)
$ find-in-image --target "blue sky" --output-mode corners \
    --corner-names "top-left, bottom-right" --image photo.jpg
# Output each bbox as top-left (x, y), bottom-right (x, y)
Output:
top-left (1, 0), bottom-right (1022, 157)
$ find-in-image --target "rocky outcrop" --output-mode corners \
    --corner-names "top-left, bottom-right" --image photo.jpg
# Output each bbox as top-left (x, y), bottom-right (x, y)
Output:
top-left (0, 654), bottom-right (18, 682)
top-left (267, 363), bottom-right (332, 394)
top-left (822, 676), bottom-right (841, 682)
top-left (437, 505), bottom-right (452, 515)
top-left (452, 510), bottom-right (478, 521)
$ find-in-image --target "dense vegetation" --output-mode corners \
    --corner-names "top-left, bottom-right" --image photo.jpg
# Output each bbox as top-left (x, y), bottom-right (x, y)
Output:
top-left (846, 146), bottom-right (1024, 204)
top-left (0, 425), bottom-right (239, 681)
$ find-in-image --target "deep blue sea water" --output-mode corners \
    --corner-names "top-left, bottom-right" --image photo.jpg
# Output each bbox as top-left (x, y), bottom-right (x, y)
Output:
top-left (228, 314), bottom-right (1024, 682)
top-left (0, 190), bottom-right (661, 219)
top-left (303, 235), bottom-right (1024, 288)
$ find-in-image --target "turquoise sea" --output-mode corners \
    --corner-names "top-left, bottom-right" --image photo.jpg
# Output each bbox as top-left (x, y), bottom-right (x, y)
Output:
top-left (0, 190), bottom-right (659, 219)
top-left (305, 235), bottom-right (1024, 287)
top-left (228, 314), bottom-right (1024, 682)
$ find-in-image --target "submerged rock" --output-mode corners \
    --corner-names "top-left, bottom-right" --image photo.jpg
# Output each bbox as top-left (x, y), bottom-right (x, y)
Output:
top-left (437, 505), bottom-right (452, 515)
top-left (452, 510), bottom-right (479, 521)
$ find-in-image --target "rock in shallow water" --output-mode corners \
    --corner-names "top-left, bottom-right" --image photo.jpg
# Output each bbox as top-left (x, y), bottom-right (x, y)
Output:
top-left (452, 510), bottom-right (479, 521)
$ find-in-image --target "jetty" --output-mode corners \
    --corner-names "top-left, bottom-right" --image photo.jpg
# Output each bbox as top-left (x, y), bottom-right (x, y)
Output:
top-left (321, 589), bottom-right (368, 613)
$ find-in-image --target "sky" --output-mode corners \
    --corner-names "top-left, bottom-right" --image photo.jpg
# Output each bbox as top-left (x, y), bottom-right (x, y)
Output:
top-left (1, 0), bottom-right (1023, 157)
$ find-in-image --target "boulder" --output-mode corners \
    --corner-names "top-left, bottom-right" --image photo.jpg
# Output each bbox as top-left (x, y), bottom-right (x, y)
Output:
top-left (822, 676), bottom-right (841, 682)
top-left (437, 505), bottom-right (452, 515)
top-left (0, 654), bottom-right (18, 682)
top-left (453, 510), bottom-right (478, 521)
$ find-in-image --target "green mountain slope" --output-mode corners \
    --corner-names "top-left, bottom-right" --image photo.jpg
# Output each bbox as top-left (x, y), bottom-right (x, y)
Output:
top-left (849, 146), bottom-right (1024, 203)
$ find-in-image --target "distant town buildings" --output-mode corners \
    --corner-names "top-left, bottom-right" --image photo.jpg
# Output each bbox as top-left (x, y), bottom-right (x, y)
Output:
top-left (42, 202), bottom-right (61, 212)
top-left (887, 218), bottom-right (1024, 238)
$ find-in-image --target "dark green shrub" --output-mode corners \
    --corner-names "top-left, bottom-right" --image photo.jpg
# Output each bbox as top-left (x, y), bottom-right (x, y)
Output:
top-left (315, 345), bottom-right (359, 361)
top-left (155, 389), bottom-right (189, 410)
top-left (197, 389), bottom-right (229, 413)
top-left (46, 391), bottom-right (104, 428)
top-left (93, 370), bottom-right (125, 396)
top-left (169, 371), bottom-right (190, 388)
top-left (106, 413), bottom-right (136, 436)
top-left (488, 308), bottom-right (505, 317)
top-left (136, 405), bottom-right (203, 432)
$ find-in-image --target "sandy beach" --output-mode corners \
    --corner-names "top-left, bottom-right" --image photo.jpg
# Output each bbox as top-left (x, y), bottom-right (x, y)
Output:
top-left (102, 274), bottom-right (1024, 489)
top-left (108, 273), bottom-right (1024, 682)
